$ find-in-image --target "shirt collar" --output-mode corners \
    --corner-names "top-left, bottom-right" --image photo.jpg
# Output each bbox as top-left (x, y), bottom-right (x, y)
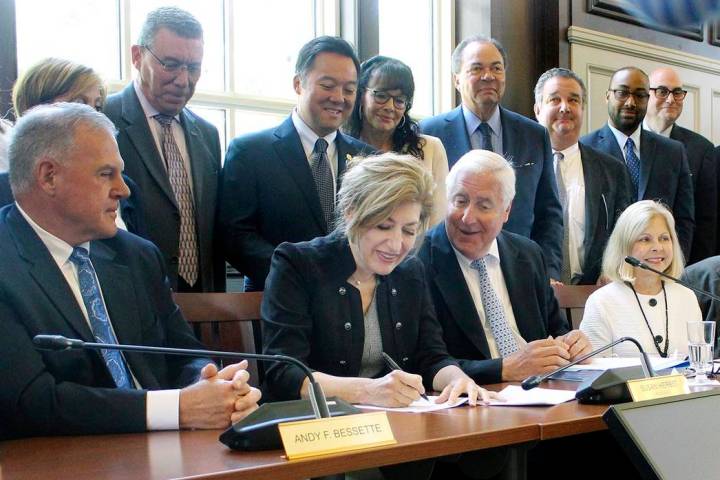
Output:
top-left (643, 118), bottom-right (673, 137)
top-left (607, 121), bottom-right (642, 150)
top-left (291, 108), bottom-right (337, 148)
top-left (556, 142), bottom-right (580, 159)
top-left (133, 79), bottom-right (181, 122)
top-left (15, 202), bottom-right (90, 267)
top-left (462, 104), bottom-right (501, 139)
top-left (451, 237), bottom-right (500, 268)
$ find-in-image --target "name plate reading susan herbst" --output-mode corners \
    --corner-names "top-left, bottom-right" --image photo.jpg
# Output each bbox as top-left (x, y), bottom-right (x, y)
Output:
top-left (278, 411), bottom-right (396, 460)
top-left (627, 374), bottom-right (690, 402)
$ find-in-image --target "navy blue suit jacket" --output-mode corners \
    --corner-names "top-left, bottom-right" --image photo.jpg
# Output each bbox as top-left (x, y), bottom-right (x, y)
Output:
top-left (261, 232), bottom-right (457, 401)
top-left (219, 116), bottom-right (372, 291)
top-left (416, 225), bottom-right (569, 385)
top-left (576, 143), bottom-right (634, 284)
top-left (0, 205), bottom-right (208, 439)
top-left (419, 106), bottom-right (563, 279)
top-left (104, 85), bottom-right (224, 292)
top-left (581, 124), bottom-right (694, 258)
top-left (0, 172), bottom-right (146, 237)
top-left (670, 124), bottom-right (717, 263)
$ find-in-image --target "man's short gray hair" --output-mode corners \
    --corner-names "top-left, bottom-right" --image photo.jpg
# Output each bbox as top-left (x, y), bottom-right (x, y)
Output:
top-left (8, 102), bottom-right (116, 196)
top-left (446, 150), bottom-right (516, 209)
top-left (137, 6), bottom-right (203, 48)
top-left (451, 35), bottom-right (508, 75)
top-left (534, 67), bottom-right (587, 105)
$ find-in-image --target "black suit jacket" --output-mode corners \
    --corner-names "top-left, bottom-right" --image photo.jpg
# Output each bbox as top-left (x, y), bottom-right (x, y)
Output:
top-left (670, 124), bottom-right (717, 263)
top-left (0, 205), bottom-right (208, 439)
top-left (104, 85), bottom-right (224, 292)
top-left (682, 256), bottom-right (720, 328)
top-left (0, 172), bottom-right (146, 237)
top-left (416, 225), bottom-right (569, 385)
top-left (419, 106), bottom-right (563, 279)
top-left (581, 124), bottom-right (694, 258)
top-left (261, 232), bottom-right (458, 401)
top-left (575, 143), bottom-right (634, 284)
top-left (219, 116), bottom-right (372, 291)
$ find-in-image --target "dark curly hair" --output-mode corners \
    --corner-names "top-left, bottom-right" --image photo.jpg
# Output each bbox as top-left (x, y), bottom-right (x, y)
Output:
top-left (344, 55), bottom-right (425, 160)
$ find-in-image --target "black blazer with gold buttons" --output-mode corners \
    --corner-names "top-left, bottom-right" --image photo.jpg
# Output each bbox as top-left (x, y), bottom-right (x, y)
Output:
top-left (261, 231), bottom-right (458, 401)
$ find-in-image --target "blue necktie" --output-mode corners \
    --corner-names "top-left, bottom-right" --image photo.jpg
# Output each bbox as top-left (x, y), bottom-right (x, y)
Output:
top-left (624, 138), bottom-right (641, 200)
top-left (470, 257), bottom-right (519, 357)
top-left (69, 247), bottom-right (133, 389)
top-left (478, 122), bottom-right (494, 152)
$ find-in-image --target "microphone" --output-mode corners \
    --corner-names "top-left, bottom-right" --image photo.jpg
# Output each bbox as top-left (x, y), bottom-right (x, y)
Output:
top-left (624, 256), bottom-right (720, 303)
top-left (521, 336), bottom-right (656, 391)
top-left (34, 334), bottom-right (331, 419)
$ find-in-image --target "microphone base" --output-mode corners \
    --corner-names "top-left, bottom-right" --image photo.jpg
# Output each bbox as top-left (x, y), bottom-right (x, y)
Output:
top-left (575, 366), bottom-right (646, 404)
top-left (220, 397), bottom-right (360, 451)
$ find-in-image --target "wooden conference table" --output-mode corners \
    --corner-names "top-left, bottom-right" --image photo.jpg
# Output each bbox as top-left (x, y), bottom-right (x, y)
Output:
top-left (0, 381), bottom-right (608, 480)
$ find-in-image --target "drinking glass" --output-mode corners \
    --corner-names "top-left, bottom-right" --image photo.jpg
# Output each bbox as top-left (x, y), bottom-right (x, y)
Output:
top-left (687, 321), bottom-right (716, 376)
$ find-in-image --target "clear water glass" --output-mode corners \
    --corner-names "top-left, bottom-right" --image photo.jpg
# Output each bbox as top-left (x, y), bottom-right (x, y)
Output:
top-left (687, 321), bottom-right (716, 376)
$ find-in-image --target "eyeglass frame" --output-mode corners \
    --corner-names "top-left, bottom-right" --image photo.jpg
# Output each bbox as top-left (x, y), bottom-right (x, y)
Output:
top-left (367, 89), bottom-right (410, 110)
top-left (607, 89), bottom-right (650, 102)
top-left (142, 45), bottom-right (202, 77)
top-left (649, 86), bottom-right (688, 100)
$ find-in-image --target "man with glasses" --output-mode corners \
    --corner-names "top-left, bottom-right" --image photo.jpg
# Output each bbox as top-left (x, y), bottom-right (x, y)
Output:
top-left (420, 35), bottom-right (563, 281)
top-left (104, 7), bottom-right (225, 293)
top-left (644, 67), bottom-right (717, 263)
top-left (219, 37), bottom-right (371, 291)
top-left (582, 66), bottom-right (694, 258)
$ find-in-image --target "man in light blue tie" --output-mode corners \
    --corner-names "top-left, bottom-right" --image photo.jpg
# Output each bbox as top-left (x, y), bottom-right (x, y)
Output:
top-left (417, 149), bottom-right (592, 385)
top-left (0, 103), bottom-right (260, 439)
top-left (581, 66), bottom-right (694, 258)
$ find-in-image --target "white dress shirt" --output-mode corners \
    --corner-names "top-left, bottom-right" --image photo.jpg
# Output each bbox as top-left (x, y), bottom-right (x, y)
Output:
top-left (555, 143), bottom-right (586, 279)
top-left (133, 80), bottom-right (194, 197)
top-left (463, 104), bottom-right (503, 155)
top-left (17, 203), bottom-right (179, 430)
top-left (291, 109), bottom-right (339, 193)
top-left (453, 239), bottom-right (528, 358)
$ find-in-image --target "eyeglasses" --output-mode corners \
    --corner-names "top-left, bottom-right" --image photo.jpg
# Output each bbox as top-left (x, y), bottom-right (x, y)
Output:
top-left (368, 89), bottom-right (410, 109)
top-left (608, 89), bottom-right (650, 102)
top-left (142, 45), bottom-right (202, 77)
top-left (650, 86), bottom-right (688, 100)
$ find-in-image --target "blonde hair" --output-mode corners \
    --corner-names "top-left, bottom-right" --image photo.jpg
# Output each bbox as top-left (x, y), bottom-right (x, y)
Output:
top-left (12, 58), bottom-right (106, 116)
top-left (335, 153), bottom-right (434, 244)
top-left (601, 200), bottom-right (684, 283)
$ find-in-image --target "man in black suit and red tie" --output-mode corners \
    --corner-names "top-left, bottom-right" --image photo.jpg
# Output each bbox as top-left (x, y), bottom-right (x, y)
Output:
top-left (533, 67), bottom-right (633, 284)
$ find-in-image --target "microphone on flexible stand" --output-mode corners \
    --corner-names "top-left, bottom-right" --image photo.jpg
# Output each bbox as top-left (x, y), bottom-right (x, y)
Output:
top-left (521, 336), bottom-right (656, 391)
top-left (624, 256), bottom-right (720, 303)
top-left (33, 334), bottom-right (357, 450)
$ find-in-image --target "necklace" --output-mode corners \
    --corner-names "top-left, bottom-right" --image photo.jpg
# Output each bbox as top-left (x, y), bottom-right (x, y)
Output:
top-left (626, 281), bottom-right (669, 358)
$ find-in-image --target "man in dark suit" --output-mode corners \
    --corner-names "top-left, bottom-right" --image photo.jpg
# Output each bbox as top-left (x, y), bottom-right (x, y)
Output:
top-left (419, 35), bottom-right (563, 280)
top-left (0, 103), bottom-right (259, 440)
top-left (581, 66), bottom-right (694, 258)
top-left (104, 6), bottom-right (224, 293)
top-left (533, 68), bottom-right (633, 284)
top-left (683, 256), bottom-right (720, 328)
top-left (644, 66), bottom-right (717, 264)
top-left (417, 150), bottom-right (591, 385)
top-left (219, 36), bottom-right (371, 291)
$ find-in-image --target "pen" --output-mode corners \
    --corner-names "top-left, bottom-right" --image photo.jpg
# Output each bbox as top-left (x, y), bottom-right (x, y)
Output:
top-left (381, 351), bottom-right (429, 401)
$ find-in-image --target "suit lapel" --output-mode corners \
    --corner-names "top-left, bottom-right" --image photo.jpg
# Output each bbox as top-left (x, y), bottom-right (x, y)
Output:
top-left (9, 208), bottom-right (94, 341)
top-left (579, 144), bottom-right (602, 260)
top-left (638, 130), bottom-right (654, 199)
top-left (273, 117), bottom-right (327, 232)
top-left (121, 86), bottom-right (177, 208)
top-left (431, 227), bottom-right (492, 357)
top-left (180, 110), bottom-right (213, 209)
top-left (499, 107), bottom-right (518, 164)
top-left (444, 107), bottom-right (472, 166)
top-left (598, 124), bottom-right (624, 161)
top-left (335, 132), bottom-right (357, 192)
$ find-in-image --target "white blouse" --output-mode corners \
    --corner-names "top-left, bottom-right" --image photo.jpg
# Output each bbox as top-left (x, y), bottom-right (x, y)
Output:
top-left (580, 281), bottom-right (702, 358)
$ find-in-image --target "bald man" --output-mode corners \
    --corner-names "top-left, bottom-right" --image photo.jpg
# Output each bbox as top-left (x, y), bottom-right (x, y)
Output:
top-left (644, 67), bottom-right (717, 263)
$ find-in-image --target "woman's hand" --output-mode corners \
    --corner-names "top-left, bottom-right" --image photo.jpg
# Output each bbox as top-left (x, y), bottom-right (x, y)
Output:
top-left (360, 370), bottom-right (426, 407)
top-left (434, 376), bottom-right (498, 406)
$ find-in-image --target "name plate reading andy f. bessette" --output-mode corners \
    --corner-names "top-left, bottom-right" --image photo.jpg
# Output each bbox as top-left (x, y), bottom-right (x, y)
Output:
top-left (278, 411), bottom-right (396, 460)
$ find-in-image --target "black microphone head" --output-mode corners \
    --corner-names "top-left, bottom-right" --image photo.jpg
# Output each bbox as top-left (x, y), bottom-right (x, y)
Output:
top-left (521, 375), bottom-right (542, 390)
top-left (624, 256), bottom-right (642, 267)
top-left (33, 335), bottom-right (83, 350)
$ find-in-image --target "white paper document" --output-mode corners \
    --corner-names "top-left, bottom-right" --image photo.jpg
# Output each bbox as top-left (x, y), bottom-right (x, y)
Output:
top-left (488, 385), bottom-right (576, 406)
top-left (564, 356), bottom-right (686, 372)
top-left (356, 395), bottom-right (468, 413)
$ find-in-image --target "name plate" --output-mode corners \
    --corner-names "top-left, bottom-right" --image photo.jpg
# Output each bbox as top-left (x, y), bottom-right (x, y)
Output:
top-left (627, 374), bottom-right (690, 402)
top-left (278, 411), bottom-right (396, 460)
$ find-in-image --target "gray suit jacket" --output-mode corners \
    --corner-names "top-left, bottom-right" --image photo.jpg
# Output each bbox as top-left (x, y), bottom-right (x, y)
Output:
top-left (104, 85), bottom-right (224, 292)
